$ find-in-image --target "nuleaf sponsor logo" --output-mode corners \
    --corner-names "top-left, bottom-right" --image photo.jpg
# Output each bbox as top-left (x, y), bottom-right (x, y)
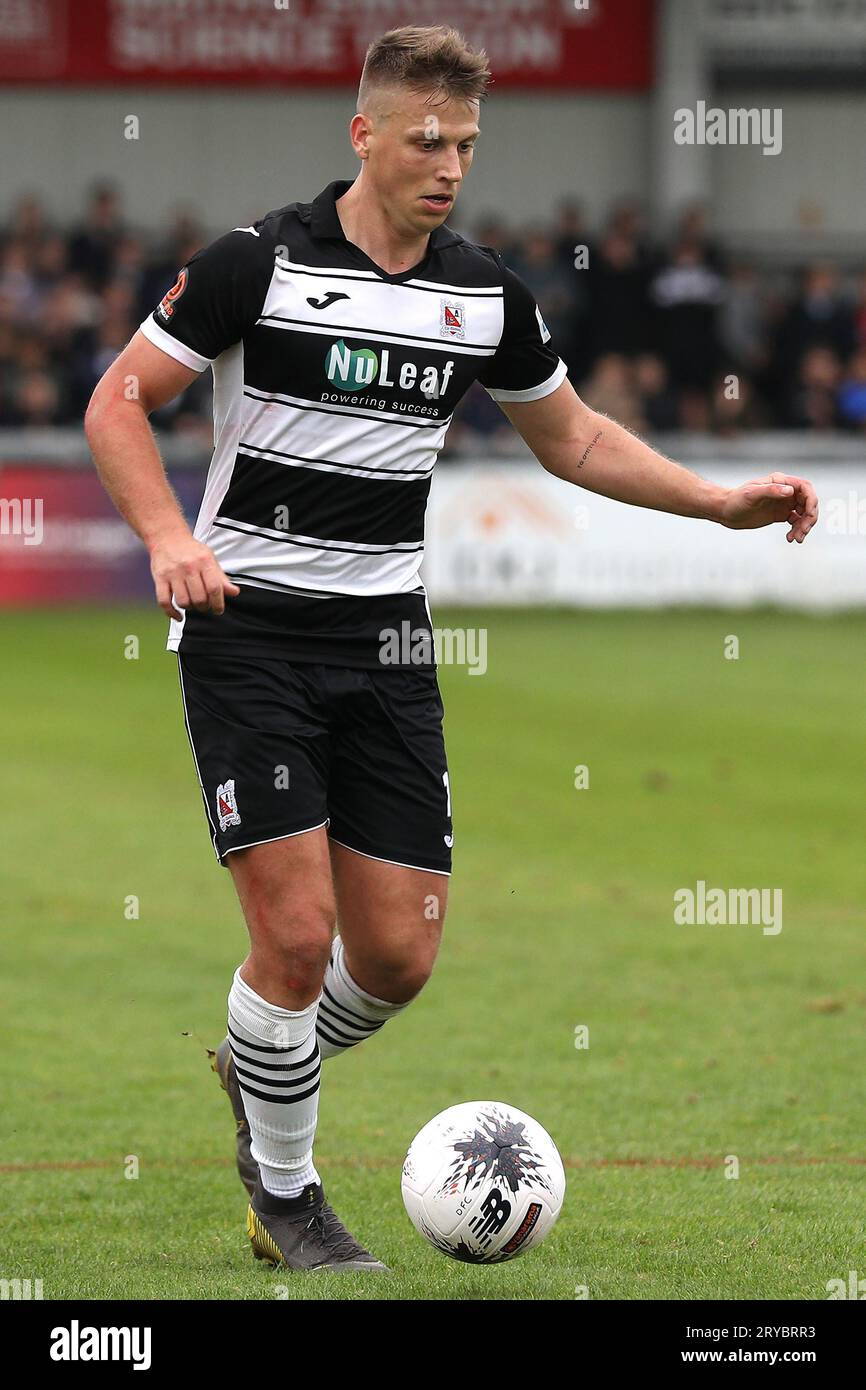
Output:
top-left (379, 622), bottom-right (488, 675)
top-left (323, 339), bottom-right (454, 411)
top-left (0, 496), bottom-right (43, 545)
top-left (674, 101), bottom-right (782, 157)
top-left (673, 880), bottom-right (782, 935)
top-left (49, 1321), bottom-right (152, 1371)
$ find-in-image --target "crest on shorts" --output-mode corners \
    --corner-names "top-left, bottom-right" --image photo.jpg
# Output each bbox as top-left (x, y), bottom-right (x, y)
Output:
top-left (216, 779), bottom-right (241, 831)
top-left (440, 298), bottom-right (465, 339)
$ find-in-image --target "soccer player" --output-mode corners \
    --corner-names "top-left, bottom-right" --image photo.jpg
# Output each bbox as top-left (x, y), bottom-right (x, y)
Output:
top-left (86, 26), bottom-right (818, 1272)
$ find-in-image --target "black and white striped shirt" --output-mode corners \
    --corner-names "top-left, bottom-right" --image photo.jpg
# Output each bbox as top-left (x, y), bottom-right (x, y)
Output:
top-left (141, 180), bottom-right (566, 665)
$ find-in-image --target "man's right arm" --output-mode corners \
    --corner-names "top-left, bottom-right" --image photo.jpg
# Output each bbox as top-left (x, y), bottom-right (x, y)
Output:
top-left (84, 330), bottom-right (240, 619)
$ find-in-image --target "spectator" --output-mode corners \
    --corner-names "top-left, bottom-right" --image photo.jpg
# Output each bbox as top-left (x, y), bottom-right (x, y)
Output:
top-left (33, 233), bottom-right (69, 292)
top-left (585, 226), bottom-right (651, 365)
top-left (678, 388), bottom-right (713, 433)
top-left (784, 346), bottom-right (842, 430)
top-left (774, 263), bottom-right (856, 385)
top-left (674, 202), bottom-right (725, 272)
top-left (9, 368), bottom-right (62, 426)
top-left (710, 371), bottom-right (768, 437)
top-left (719, 262), bottom-right (769, 376)
top-left (608, 199), bottom-right (655, 268)
top-left (649, 239), bottom-right (725, 390)
top-left (514, 226), bottom-right (580, 378)
top-left (837, 348), bottom-right (866, 430)
top-left (0, 239), bottom-right (40, 322)
top-left (68, 183), bottom-right (126, 290)
top-left (850, 270), bottom-right (866, 353)
top-left (634, 353), bottom-right (680, 431)
top-left (579, 353), bottom-right (645, 432)
top-left (470, 212), bottom-right (514, 261)
top-left (552, 197), bottom-right (593, 273)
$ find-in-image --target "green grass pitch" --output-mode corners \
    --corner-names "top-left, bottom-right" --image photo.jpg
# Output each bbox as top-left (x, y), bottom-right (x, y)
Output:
top-left (2, 605), bottom-right (865, 1300)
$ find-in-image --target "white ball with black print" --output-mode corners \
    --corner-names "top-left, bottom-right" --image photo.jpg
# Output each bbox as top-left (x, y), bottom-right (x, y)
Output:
top-left (401, 1101), bottom-right (565, 1263)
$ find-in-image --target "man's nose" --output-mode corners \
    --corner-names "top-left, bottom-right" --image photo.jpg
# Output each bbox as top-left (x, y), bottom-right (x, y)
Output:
top-left (435, 148), bottom-right (463, 185)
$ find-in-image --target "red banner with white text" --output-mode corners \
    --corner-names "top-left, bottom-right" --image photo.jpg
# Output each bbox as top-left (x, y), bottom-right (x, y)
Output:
top-left (0, 0), bottom-right (654, 90)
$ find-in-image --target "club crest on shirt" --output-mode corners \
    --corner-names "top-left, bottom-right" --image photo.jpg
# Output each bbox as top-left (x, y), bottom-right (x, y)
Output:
top-left (216, 779), bottom-right (241, 831)
top-left (440, 298), bottom-right (465, 340)
top-left (157, 267), bottom-right (188, 322)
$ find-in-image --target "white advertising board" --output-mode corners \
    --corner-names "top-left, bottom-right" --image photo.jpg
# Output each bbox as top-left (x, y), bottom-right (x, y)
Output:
top-left (423, 463), bottom-right (866, 609)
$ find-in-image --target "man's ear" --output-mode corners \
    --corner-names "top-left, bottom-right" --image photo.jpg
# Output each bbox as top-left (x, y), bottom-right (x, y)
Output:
top-left (349, 112), bottom-right (372, 161)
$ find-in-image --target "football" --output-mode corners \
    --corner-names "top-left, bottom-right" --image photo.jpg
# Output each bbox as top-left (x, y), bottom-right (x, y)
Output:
top-left (401, 1101), bottom-right (566, 1263)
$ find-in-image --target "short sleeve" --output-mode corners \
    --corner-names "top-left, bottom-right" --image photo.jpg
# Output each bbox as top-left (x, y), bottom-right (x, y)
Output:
top-left (139, 227), bottom-right (272, 372)
top-left (477, 261), bottom-right (568, 402)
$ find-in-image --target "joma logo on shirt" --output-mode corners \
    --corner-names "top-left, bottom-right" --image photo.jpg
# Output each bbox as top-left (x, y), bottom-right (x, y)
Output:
top-left (324, 340), bottom-right (454, 398)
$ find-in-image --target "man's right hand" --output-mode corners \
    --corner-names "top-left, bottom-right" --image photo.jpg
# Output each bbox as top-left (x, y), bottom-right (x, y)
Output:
top-left (149, 532), bottom-right (241, 620)
top-left (85, 332), bottom-right (241, 621)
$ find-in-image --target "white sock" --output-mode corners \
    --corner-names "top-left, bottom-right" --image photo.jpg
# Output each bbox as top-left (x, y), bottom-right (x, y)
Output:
top-left (316, 935), bottom-right (408, 1059)
top-left (228, 968), bottom-right (321, 1198)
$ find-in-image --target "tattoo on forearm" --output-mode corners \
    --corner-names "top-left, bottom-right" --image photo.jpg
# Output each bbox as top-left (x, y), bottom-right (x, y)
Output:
top-left (577, 431), bottom-right (603, 469)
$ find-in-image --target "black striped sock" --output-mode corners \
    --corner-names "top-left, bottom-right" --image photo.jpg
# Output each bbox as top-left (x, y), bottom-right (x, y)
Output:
top-left (227, 968), bottom-right (321, 1198)
top-left (316, 935), bottom-right (407, 1059)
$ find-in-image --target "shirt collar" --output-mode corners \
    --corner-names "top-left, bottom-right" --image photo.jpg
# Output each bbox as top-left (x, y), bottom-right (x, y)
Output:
top-left (307, 179), bottom-right (460, 251)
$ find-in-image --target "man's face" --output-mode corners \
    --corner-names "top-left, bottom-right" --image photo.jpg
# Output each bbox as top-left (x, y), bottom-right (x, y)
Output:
top-left (359, 87), bottom-right (480, 237)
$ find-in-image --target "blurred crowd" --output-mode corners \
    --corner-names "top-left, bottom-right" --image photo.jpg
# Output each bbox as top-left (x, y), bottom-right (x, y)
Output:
top-left (3, 184), bottom-right (866, 446)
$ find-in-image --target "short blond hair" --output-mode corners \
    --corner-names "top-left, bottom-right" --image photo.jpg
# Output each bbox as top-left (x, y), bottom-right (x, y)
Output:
top-left (358, 26), bottom-right (491, 110)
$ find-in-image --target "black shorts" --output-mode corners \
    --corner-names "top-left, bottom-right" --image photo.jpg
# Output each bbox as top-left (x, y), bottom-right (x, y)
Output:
top-left (177, 653), bottom-right (452, 874)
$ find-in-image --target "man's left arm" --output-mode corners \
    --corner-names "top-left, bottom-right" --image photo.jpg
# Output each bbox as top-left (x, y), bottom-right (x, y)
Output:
top-left (501, 379), bottom-right (818, 543)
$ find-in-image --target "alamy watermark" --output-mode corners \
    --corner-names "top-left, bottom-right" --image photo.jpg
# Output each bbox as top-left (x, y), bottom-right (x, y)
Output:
top-left (379, 622), bottom-right (487, 675)
top-left (674, 880), bottom-right (782, 936)
top-left (0, 1277), bottom-right (43, 1299)
top-left (827, 1270), bottom-right (866, 1299)
top-left (49, 1321), bottom-right (151, 1370)
top-left (674, 102), bottom-right (782, 157)
top-left (825, 491), bottom-right (866, 535)
top-left (0, 497), bottom-right (43, 545)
